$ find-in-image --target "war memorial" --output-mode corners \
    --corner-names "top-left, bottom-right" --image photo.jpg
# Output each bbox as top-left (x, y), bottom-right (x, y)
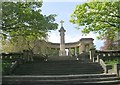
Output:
top-left (1, 1), bottom-right (120, 85)
top-left (1, 21), bottom-right (120, 85)
top-left (47, 20), bottom-right (94, 61)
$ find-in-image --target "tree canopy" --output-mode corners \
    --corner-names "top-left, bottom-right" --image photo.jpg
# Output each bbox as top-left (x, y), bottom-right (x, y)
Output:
top-left (1, 2), bottom-right (58, 51)
top-left (2, 2), bottom-right (58, 40)
top-left (70, 1), bottom-right (120, 40)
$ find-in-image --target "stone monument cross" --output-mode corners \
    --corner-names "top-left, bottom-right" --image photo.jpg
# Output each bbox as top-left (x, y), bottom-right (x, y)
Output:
top-left (60, 20), bottom-right (64, 27)
top-left (59, 20), bottom-right (66, 56)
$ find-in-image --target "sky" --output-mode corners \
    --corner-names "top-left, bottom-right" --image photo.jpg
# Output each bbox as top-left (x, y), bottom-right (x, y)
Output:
top-left (41, 1), bottom-right (104, 50)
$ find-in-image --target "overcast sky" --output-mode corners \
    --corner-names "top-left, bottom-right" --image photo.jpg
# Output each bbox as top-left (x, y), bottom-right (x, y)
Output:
top-left (41, 1), bottom-right (104, 50)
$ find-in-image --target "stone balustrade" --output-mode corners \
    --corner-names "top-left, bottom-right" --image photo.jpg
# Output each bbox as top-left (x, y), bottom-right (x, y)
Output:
top-left (96, 50), bottom-right (120, 58)
top-left (1, 50), bottom-right (34, 75)
top-left (89, 49), bottom-right (120, 62)
top-left (89, 49), bottom-right (120, 77)
top-left (9, 61), bottom-right (19, 74)
top-left (99, 59), bottom-right (112, 73)
top-left (1, 53), bottom-right (23, 60)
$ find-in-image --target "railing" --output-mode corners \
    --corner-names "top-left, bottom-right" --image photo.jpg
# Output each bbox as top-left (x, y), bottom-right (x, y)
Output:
top-left (1, 50), bottom-right (47, 75)
top-left (1, 50), bottom-right (34, 75)
top-left (1, 53), bottom-right (23, 60)
top-left (89, 49), bottom-right (120, 77)
top-left (9, 61), bottom-right (19, 74)
top-left (96, 50), bottom-right (120, 60)
top-left (99, 59), bottom-right (112, 73)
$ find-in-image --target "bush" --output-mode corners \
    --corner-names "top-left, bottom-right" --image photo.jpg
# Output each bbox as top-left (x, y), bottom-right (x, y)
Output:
top-left (2, 60), bottom-right (13, 75)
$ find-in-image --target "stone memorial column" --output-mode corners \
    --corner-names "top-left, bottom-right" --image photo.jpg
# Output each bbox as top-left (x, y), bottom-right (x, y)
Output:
top-left (59, 20), bottom-right (66, 56)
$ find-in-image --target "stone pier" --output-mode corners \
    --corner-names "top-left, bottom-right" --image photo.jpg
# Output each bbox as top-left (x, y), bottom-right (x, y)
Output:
top-left (59, 20), bottom-right (66, 56)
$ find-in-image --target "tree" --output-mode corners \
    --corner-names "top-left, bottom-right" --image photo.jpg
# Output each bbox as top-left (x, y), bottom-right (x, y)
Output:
top-left (1, 2), bottom-right (58, 52)
top-left (70, 1), bottom-right (120, 39)
top-left (100, 37), bottom-right (113, 50)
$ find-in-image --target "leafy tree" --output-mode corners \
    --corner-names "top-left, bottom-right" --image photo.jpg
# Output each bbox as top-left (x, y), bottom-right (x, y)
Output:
top-left (1, 2), bottom-right (58, 52)
top-left (100, 37), bottom-right (113, 50)
top-left (70, 1), bottom-right (120, 39)
top-left (100, 32), bottom-right (120, 50)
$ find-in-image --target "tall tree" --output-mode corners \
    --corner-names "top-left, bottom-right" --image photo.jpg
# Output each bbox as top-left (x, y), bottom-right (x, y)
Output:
top-left (70, 1), bottom-right (120, 39)
top-left (1, 2), bottom-right (58, 51)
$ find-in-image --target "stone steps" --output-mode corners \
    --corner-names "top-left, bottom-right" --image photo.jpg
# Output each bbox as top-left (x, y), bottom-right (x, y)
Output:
top-left (13, 61), bottom-right (104, 75)
top-left (2, 74), bottom-right (120, 85)
top-left (2, 60), bottom-right (120, 85)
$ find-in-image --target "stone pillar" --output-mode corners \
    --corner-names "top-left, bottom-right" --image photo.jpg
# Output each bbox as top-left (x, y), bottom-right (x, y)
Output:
top-left (79, 43), bottom-right (85, 54)
top-left (114, 64), bottom-right (120, 77)
top-left (89, 48), bottom-right (96, 62)
top-left (68, 48), bottom-right (71, 56)
top-left (59, 21), bottom-right (66, 56)
top-left (96, 55), bottom-right (100, 63)
top-left (75, 47), bottom-right (77, 56)
top-left (79, 46), bottom-right (81, 54)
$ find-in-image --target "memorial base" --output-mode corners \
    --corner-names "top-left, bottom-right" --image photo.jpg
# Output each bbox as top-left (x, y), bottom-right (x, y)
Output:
top-left (59, 50), bottom-right (66, 56)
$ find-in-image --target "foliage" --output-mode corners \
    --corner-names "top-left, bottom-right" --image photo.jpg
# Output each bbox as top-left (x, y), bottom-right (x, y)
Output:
top-left (2, 60), bottom-right (12, 75)
top-left (105, 59), bottom-right (120, 65)
top-left (70, 1), bottom-right (120, 39)
top-left (105, 59), bottom-right (120, 68)
top-left (1, 2), bottom-right (58, 51)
